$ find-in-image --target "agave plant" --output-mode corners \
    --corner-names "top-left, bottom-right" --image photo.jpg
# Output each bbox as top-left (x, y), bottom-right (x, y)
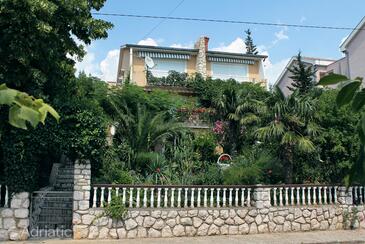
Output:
top-left (256, 88), bottom-right (320, 183)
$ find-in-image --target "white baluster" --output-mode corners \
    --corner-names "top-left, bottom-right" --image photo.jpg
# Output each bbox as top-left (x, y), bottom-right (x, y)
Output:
top-left (307, 187), bottom-right (311, 205)
top-left (136, 188), bottom-right (141, 208)
top-left (143, 188), bottom-right (148, 208)
top-left (328, 187), bottom-right (333, 204)
top-left (0, 185), bottom-right (2, 207)
top-left (217, 188), bottom-right (221, 207)
top-left (241, 188), bottom-right (246, 207)
top-left (273, 188), bottom-right (277, 206)
top-left (164, 188), bottom-right (168, 208)
top-left (197, 188), bottom-right (201, 207)
top-left (157, 188), bottom-right (162, 208)
top-left (247, 188), bottom-right (251, 207)
top-left (296, 187), bottom-right (300, 205)
top-left (204, 188), bottom-right (208, 207)
top-left (290, 187), bottom-right (294, 205)
top-left (171, 188), bottom-right (175, 208)
top-left (334, 186), bottom-right (338, 204)
top-left (150, 188), bottom-right (155, 207)
top-left (122, 187), bottom-right (126, 206)
top-left (92, 187), bottom-right (97, 208)
top-left (222, 188), bottom-right (227, 207)
top-left (107, 187), bottom-right (112, 204)
top-left (210, 189), bottom-right (214, 207)
top-left (229, 188), bottom-right (233, 206)
top-left (191, 188), bottom-right (195, 208)
top-left (235, 188), bottom-right (239, 207)
top-left (100, 187), bottom-right (105, 207)
top-left (177, 188), bottom-right (182, 207)
top-left (129, 188), bottom-right (134, 207)
top-left (279, 187), bottom-right (283, 206)
top-left (4, 186), bottom-right (8, 208)
top-left (313, 187), bottom-right (317, 205)
top-left (285, 187), bottom-right (289, 206)
top-left (318, 187), bottom-right (322, 204)
top-left (323, 187), bottom-right (328, 204)
top-left (302, 187), bottom-right (306, 205)
top-left (184, 188), bottom-right (188, 208)
top-left (116, 187), bottom-right (120, 197)
top-left (354, 186), bottom-right (359, 203)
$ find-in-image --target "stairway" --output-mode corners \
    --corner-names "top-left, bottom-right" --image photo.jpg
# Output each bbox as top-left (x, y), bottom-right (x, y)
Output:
top-left (30, 163), bottom-right (74, 237)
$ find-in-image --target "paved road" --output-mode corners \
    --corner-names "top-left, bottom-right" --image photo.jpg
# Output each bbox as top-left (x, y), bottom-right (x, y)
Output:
top-left (7, 230), bottom-right (365, 244)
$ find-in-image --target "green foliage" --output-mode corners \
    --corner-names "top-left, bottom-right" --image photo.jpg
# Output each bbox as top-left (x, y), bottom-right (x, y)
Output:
top-left (288, 52), bottom-right (316, 94)
top-left (148, 70), bottom-right (190, 87)
top-left (104, 195), bottom-right (128, 220)
top-left (0, 84), bottom-right (59, 130)
top-left (193, 132), bottom-right (217, 162)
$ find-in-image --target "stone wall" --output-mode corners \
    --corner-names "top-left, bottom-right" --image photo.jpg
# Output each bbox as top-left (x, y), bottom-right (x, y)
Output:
top-left (0, 192), bottom-right (30, 241)
top-left (72, 161), bottom-right (365, 240)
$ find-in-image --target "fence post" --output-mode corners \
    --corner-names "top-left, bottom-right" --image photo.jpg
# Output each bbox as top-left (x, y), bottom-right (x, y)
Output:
top-left (73, 160), bottom-right (91, 239)
top-left (253, 185), bottom-right (271, 209)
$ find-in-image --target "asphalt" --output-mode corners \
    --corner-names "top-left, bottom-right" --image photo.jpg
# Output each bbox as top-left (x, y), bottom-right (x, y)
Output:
top-left (5, 230), bottom-right (365, 244)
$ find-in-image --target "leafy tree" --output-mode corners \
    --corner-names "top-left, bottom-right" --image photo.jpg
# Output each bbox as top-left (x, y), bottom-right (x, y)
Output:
top-left (288, 52), bottom-right (316, 94)
top-left (256, 88), bottom-right (320, 183)
top-left (245, 29), bottom-right (258, 55)
top-left (0, 0), bottom-right (113, 99)
top-left (318, 74), bottom-right (365, 184)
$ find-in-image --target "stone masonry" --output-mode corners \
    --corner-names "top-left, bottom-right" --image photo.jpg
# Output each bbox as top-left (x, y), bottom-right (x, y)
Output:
top-left (73, 161), bottom-right (365, 240)
top-left (195, 36), bottom-right (209, 78)
top-left (0, 192), bottom-right (30, 241)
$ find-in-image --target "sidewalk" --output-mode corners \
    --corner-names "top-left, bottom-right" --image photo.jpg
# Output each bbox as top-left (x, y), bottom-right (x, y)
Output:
top-left (6, 230), bottom-right (365, 244)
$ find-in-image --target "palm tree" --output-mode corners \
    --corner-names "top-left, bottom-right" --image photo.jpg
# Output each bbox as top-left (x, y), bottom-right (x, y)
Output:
top-left (255, 88), bottom-right (320, 183)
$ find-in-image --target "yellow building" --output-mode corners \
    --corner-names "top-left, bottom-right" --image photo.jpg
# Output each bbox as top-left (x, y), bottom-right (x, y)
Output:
top-left (117, 36), bottom-right (267, 87)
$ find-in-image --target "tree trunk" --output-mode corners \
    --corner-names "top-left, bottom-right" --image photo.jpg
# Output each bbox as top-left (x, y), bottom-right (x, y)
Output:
top-left (284, 145), bottom-right (294, 184)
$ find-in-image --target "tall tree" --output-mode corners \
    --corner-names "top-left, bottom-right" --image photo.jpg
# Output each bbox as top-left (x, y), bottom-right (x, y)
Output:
top-left (0, 0), bottom-right (113, 99)
top-left (244, 29), bottom-right (258, 55)
top-left (288, 52), bottom-right (316, 94)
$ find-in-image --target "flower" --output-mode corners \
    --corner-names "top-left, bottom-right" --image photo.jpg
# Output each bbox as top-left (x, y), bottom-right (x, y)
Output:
top-left (156, 168), bottom-right (161, 173)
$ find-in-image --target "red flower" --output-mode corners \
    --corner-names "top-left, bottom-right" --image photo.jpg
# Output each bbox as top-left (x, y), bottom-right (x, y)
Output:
top-left (156, 168), bottom-right (161, 173)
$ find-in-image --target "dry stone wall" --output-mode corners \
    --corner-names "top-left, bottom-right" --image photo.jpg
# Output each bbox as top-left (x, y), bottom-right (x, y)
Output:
top-left (72, 161), bottom-right (365, 240)
top-left (0, 192), bottom-right (30, 241)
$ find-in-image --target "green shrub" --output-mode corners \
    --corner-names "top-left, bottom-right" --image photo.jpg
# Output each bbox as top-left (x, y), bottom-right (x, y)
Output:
top-left (193, 132), bottom-right (217, 163)
top-left (104, 195), bottom-right (128, 220)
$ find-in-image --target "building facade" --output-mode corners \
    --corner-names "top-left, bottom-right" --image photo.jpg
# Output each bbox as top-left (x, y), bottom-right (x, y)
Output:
top-left (117, 36), bottom-right (267, 87)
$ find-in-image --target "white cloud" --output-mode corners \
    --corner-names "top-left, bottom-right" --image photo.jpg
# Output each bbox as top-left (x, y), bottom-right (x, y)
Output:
top-left (263, 56), bottom-right (290, 86)
top-left (74, 44), bottom-right (100, 77)
top-left (212, 37), bottom-right (246, 53)
top-left (275, 29), bottom-right (289, 41)
top-left (170, 43), bottom-right (194, 49)
top-left (137, 37), bottom-right (158, 46)
top-left (99, 49), bottom-right (119, 81)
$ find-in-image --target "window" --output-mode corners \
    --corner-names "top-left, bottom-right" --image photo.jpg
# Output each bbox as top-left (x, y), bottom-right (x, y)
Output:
top-left (211, 62), bottom-right (249, 82)
top-left (150, 59), bottom-right (187, 77)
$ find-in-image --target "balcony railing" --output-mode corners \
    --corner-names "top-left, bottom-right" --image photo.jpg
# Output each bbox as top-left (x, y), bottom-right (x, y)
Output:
top-left (0, 184), bottom-right (9, 208)
top-left (90, 184), bottom-right (365, 209)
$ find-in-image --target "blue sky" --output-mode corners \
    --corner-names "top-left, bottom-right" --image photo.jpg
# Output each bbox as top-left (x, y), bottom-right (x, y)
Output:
top-left (76, 0), bottom-right (365, 84)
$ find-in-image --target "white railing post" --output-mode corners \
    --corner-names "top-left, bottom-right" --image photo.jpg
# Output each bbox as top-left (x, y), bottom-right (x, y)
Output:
top-left (136, 188), bottom-right (141, 208)
top-left (204, 188), bottom-right (208, 207)
top-left (115, 187), bottom-right (119, 197)
top-left (241, 188), bottom-right (246, 207)
top-left (164, 188), bottom-right (168, 208)
top-left (177, 188), bottom-right (182, 208)
top-left (247, 188), bottom-right (251, 207)
top-left (279, 187), bottom-right (283, 206)
top-left (328, 187), bottom-right (333, 204)
top-left (4, 186), bottom-right (8, 208)
top-left (197, 188), bottom-right (201, 207)
top-left (100, 187), bottom-right (105, 208)
top-left (273, 188), bottom-right (277, 206)
top-left (107, 187), bottom-right (112, 204)
top-left (324, 187), bottom-right (328, 204)
top-left (318, 187), bottom-right (322, 204)
top-left (184, 188), bottom-right (188, 208)
top-left (285, 187), bottom-right (289, 206)
top-left (157, 188), bottom-right (162, 208)
top-left (302, 187), bottom-right (306, 205)
top-left (334, 186), bottom-right (337, 204)
top-left (222, 188), bottom-right (227, 207)
top-left (307, 187), bottom-right (311, 205)
top-left (190, 188), bottom-right (195, 208)
top-left (229, 188), bottom-right (233, 206)
top-left (150, 188), bottom-right (155, 207)
top-left (290, 187), bottom-right (294, 205)
top-left (143, 188), bottom-right (148, 208)
top-left (296, 187), bottom-right (300, 205)
top-left (361, 186), bottom-right (364, 204)
top-left (210, 188), bottom-right (214, 207)
top-left (171, 188), bottom-right (175, 208)
top-left (129, 187), bottom-right (134, 208)
top-left (92, 187), bottom-right (97, 208)
top-left (216, 188), bottom-right (221, 207)
top-left (235, 188), bottom-right (239, 207)
top-left (354, 186), bottom-right (359, 203)
top-left (122, 187), bottom-right (126, 206)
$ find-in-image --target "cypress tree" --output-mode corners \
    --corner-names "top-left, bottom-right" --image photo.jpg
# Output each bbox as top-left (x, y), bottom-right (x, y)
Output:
top-left (245, 29), bottom-right (258, 55)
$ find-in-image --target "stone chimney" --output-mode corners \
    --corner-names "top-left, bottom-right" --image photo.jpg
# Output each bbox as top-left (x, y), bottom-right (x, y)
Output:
top-left (194, 36), bottom-right (209, 78)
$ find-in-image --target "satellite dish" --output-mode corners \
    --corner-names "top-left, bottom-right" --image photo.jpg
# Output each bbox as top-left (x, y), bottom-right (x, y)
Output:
top-left (145, 56), bottom-right (155, 69)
